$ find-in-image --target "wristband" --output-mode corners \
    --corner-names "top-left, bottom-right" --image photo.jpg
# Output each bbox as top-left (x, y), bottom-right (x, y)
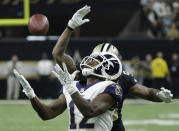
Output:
top-left (67, 26), bottom-right (74, 31)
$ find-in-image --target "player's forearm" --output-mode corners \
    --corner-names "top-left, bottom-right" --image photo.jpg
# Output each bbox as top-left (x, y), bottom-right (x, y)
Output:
top-left (135, 85), bottom-right (163, 102)
top-left (52, 28), bottom-right (72, 60)
top-left (71, 92), bottom-right (100, 118)
top-left (30, 97), bottom-right (58, 120)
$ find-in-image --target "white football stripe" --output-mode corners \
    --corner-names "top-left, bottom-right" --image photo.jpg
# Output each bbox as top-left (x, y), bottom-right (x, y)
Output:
top-left (160, 114), bottom-right (179, 119)
top-left (124, 119), bottom-right (179, 125)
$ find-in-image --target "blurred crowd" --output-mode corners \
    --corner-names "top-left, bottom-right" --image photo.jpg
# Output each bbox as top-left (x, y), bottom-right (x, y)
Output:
top-left (140, 0), bottom-right (179, 39)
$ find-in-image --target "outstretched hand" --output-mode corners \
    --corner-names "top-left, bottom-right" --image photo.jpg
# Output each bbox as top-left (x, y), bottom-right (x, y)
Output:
top-left (68, 5), bottom-right (91, 30)
top-left (52, 63), bottom-right (80, 95)
top-left (156, 87), bottom-right (173, 103)
top-left (13, 69), bottom-right (35, 99)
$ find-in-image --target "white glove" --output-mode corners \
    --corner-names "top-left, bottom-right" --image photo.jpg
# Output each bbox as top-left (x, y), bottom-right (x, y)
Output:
top-left (13, 69), bottom-right (35, 99)
top-left (156, 87), bottom-right (173, 103)
top-left (68, 5), bottom-right (91, 30)
top-left (52, 63), bottom-right (80, 95)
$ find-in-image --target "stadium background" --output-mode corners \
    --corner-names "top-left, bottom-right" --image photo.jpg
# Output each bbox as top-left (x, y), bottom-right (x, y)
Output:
top-left (0, 0), bottom-right (179, 131)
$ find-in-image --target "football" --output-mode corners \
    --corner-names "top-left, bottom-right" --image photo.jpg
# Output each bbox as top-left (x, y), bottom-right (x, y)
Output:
top-left (28, 14), bottom-right (49, 35)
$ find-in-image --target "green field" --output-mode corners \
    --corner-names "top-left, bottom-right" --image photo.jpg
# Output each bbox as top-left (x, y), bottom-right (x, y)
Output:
top-left (0, 99), bottom-right (179, 131)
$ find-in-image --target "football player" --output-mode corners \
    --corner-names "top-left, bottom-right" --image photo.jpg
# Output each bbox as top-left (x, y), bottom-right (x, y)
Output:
top-left (14, 51), bottom-right (124, 131)
top-left (52, 5), bottom-right (173, 131)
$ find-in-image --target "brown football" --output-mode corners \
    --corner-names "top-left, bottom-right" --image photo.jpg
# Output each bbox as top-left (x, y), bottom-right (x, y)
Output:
top-left (28, 14), bottom-right (49, 35)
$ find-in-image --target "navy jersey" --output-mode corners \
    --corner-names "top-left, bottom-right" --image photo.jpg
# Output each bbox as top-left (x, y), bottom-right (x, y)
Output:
top-left (115, 71), bottom-right (137, 121)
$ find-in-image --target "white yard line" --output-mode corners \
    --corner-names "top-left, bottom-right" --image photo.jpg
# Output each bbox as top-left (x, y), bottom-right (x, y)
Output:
top-left (160, 114), bottom-right (179, 119)
top-left (0, 99), bottom-right (53, 104)
top-left (124, 119), bottom-right (179, 126)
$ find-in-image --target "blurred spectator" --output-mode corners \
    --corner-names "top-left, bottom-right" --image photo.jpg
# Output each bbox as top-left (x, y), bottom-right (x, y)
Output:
top-left (141, 0), bottom-right (162, 37)
top-left (173, 0), bottom-right (179, 15)
top-left (141, 0), bottom-right (176, 37)
top-left (162, 2), bottom-right (173, 35)
top-left (173, 0), bottom-right (179, 28)
top-left (142, 54), bottom-right (153, 88)
top-left (167, 22), bottom-right (179, 40)
top-left (152, 0), bottom-right (171, 19)
top-left (151, 51), bottom-right (170, 90)
top-left (169, 53), bottom-right (179, 98)
top-left (131, 56), bottom-right (144, 85)
top-left (152, 0), bottom-right (174, 36)
top-left (6, 55), bottom-right (22, 99)
top-left (37, 53), bottom-right (53, 99)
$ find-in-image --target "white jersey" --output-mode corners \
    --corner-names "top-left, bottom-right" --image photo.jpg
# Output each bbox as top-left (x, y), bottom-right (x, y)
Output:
top-left (62, 81), bottom-right (123, 131)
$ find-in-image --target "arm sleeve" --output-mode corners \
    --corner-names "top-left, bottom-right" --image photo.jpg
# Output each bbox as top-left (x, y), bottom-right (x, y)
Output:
top-left (119, 72), bottom-right (137, 90)
top-left (103, 84), bottom-right (123, 103)
top-left (59, 87), bottom-right (63, 96)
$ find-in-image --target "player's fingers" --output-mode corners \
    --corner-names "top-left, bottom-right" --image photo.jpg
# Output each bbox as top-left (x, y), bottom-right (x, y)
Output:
top-left (170, 93), bottom-right (173, 98)
top-left (82, 19), bottom-right (90, 24)
top-left (54, 64), bottom-right (63, 75)
top-left (82, 6), bottom-right (91, 16)
top-left (52, 71), bottom-right (65, 85)
top-left (72, 70), bottom-right (80, 78)
top-left (160, 87), bottom-right (165, 91)
top-left (52, 71), bottom-right (59, 79)
top-left (62, 63), bottom-right (69, 73)
top-left (13, 69), bottom-right (21, 78)
top-left (77, 5), bottom-right (88, 13)
top-left (20, 75), bottom-right (30, 88)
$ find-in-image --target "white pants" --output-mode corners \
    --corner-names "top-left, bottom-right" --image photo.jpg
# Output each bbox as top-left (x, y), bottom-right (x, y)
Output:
top-left (6, 76), bottom-right (20, 99)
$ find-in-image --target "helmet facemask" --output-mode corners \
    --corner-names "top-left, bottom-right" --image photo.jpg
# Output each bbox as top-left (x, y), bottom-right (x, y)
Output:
top-left (80, 52), bottom-right (122, 80)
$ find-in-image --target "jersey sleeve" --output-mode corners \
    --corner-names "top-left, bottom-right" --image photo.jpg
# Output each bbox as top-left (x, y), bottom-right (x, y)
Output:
top-left (103, 84), bottom-right (123, 103)
top-left (123, 73), bottom-right (137, 87)
top-left (118, 71), bottom-right (138, 94)
top-left (59, 87), bottom-right (63, 96)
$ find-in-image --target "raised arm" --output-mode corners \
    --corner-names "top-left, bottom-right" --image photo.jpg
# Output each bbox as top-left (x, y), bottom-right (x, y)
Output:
top-left (13, 70), bottom-right (67, 120)
top-left (52, 28), bottom-right (76, 74)
top-left (52, 5), bottom-right (91, 74)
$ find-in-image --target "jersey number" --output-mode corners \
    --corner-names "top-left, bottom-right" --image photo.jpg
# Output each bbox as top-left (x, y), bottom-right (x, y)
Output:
top-left (69, 101), bottom-right (94, 129)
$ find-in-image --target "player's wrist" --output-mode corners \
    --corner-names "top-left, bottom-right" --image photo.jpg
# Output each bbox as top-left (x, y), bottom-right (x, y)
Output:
top-left (65, 84), bottom-right (78, 95)
top-left (23, 88), bottom-right (36, 99)
top-left (67, 25), bottom-right (74, 32)
top-left (68, 19), bottom-right (76, 30)
top-left (28, 91), bottom-right (36, 99)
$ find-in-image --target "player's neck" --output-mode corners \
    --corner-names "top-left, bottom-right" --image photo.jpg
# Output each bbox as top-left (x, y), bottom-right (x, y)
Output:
top-left (86, 77), bottom-right (100, 86)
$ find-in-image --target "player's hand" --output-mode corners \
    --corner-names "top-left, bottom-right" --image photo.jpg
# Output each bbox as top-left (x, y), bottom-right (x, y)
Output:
top-left (13, 69), bottom-right (36, 99)
top-left (68, 5), bottom-right (91, 30)
top-left (156, 87), bottom-right (173, 103)
top-left (52, 63), bottom-right (79, 95)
